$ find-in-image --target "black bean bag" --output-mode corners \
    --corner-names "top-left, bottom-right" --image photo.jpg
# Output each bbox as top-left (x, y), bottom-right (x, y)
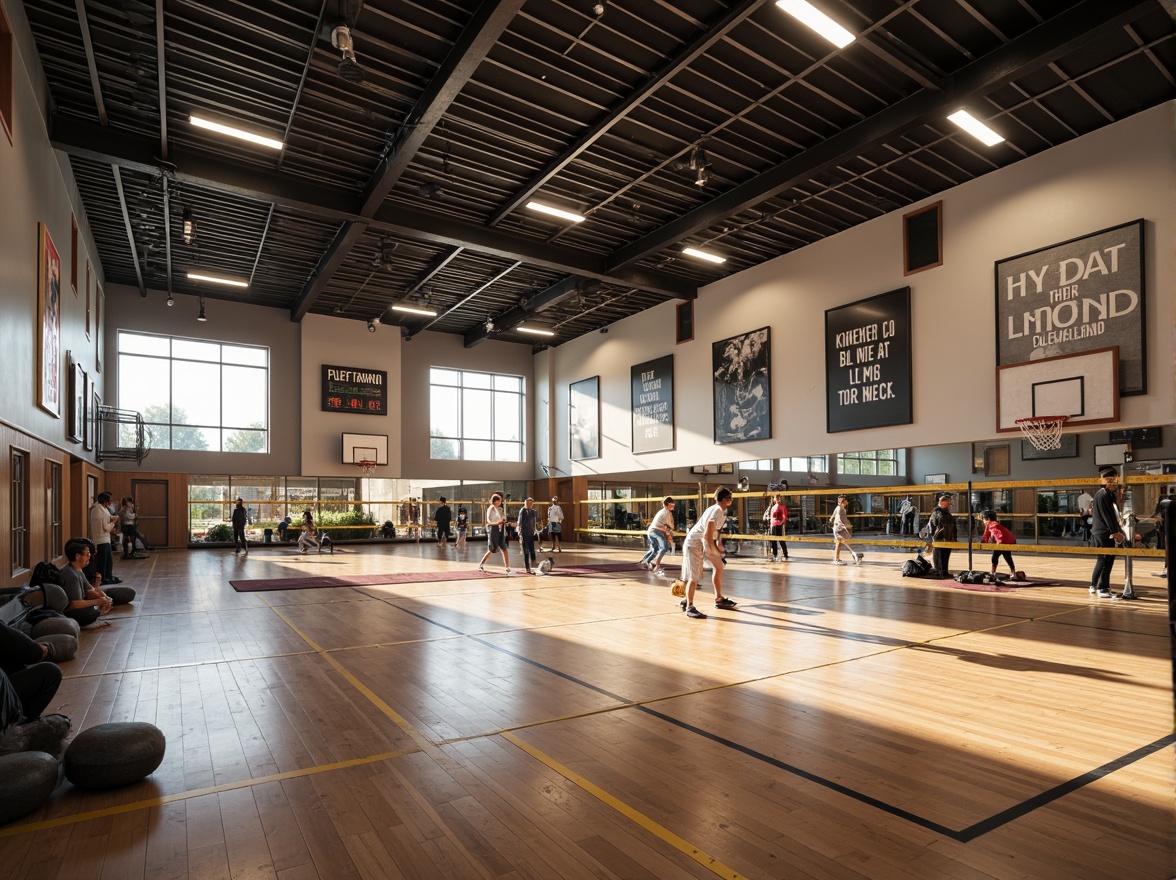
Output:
top-left (22, 584), bottom-right (69, 612)
top-left (35, 633), bottom-right (78, 662)
top-left (0, 752), bottom-right (59, 825)
top-left (31, 616), bottom-right (81, 639)
top-left (64, 722), bottom-right (166, 789)
top-left (104, 586), bottom-right (136, 605)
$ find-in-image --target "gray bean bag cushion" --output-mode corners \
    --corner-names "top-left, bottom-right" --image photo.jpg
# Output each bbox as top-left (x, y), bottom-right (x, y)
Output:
top-left (0, 752), bottom-right (59, 825)
top-left (31, 616), bottom-right (81, 639)
top-left (105, 586), bottom-right (136, 605)
top-left (35, 634), bottom-right (78, 662)
top-left (22, 584), bottom-right (69, 612)
top-left (64, 722), bottom-right (166, 789)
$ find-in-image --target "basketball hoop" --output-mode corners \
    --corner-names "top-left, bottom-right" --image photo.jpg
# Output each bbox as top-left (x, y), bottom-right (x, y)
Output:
top-left (355, 459), bottom-right (377, 477)
top-left (1015, 415), bottom-right (1068, 451)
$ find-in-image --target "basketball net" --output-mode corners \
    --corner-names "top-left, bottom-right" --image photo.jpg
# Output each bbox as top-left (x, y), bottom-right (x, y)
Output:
top-left (355, 459), bottom-right (376, 477)
top-left (1015, 416), bottom-right (1067, 451)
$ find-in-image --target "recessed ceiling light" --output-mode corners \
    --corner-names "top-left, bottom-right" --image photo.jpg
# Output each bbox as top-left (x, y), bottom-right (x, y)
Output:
top-left (682, 246), bottom-right (727, 264)
top-left (517, 326), bottom-right (555, 337)
top-left (189, 114), bottom-right (284, 150)
top-left (391, 304), bottom-right (438, 317)
top-left (525, 201), bottom-right (585, 223)
top-left (947, 110), bottom-right (1005, 146)
top-left (775, 0), bottom-right (855, 48)
top-left (187, 272), bottom-right (249, 288)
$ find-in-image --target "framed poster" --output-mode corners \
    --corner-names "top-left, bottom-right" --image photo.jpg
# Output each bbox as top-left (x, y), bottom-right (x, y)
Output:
top-left (91, 387), bottom-right (101, 454)
top-left (68, 353), bottom-right (84, 443)
top-left (924, 473), bottom-right (947, 484)
top-left (1108, 427), bottom-right (1162, 449)
top-left (712, 327), bottom-right (770, 444)
top-left (321, 364), bottom-right (387, 415)
top-left (82, 371), bottom-right (93, 451)
top-left (825, 287), bottom-right (912, 433)
top-left (1021, 435), bottom-right (1078, 460)
top-left (95, 285), bottom-right (103, 373)
top-left (995, 219), bottom-right (1145, 395)
top-left (631, 354), bottom-right (674, 453)
top-left (1093, 443), bottom-right (1130, 467)
top-left (570, 376), bottom-right (600, 460)
top-left (38, 223), bottom-right (62, 417)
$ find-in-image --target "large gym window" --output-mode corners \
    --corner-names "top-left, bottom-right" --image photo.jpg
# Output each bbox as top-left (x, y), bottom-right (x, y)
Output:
top-left (430, 368), bottom-right (524, 462)
top-left (837, 449), bottom-right (898, 476)
top-left (783, 456), bottom-right (828, 473)
top-left (117, 332), bottom-right (269, 452)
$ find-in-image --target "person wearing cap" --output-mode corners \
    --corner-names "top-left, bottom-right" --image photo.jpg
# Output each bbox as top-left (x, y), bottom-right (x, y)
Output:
top-left (87, 491), bottom-right (120, 586)
top-left (927, 492), bottom-right (958, 577)
top-left (232, 498), bottom-right (248, 556)
top-left (547, 497), bottom-right (564, 552)
top-left (1089, 466), bottom-right (1125, 598)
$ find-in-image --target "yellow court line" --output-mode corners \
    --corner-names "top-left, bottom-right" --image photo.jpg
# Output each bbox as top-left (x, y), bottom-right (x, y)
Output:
top-left (258, 595), bottom-right (437, 753)
top-left (501, 731), bottom-right (746, 880)
top-left (0, 747), bottom-right (416, 839)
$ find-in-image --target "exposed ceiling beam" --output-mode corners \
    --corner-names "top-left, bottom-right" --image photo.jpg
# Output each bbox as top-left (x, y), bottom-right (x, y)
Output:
top-left (488, 0), bottom-right (768, 227)
top-left (73, 0), bottom-right (107, 126)
top-left (49, 118), bottom-right (697, 299)
top-left (291, 0), bottom-right (526, 320)
top-left (155, 0), bottom-right (167, 159)
top-left (605, 0), bottom-right (1155, 273)
top-left (111, 166), bottom-right (146, 296)
top-left (462, 275), bottom-right (583, 347)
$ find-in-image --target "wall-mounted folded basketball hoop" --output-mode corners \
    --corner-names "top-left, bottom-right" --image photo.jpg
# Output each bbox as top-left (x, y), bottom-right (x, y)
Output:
top-left (996, 346), bottom-right (1120, 435)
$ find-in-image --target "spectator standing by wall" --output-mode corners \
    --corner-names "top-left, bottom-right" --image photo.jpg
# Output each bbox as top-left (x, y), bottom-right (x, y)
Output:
top-left (517, 498), bottom-right (540, 574)
top-left (927, 493), bottom-right (957, 577)
top-left (118, 497), bottom-right (151, 558)
top-left (768, 495), bottom-right (790, 562)
top-left (547, 498), bottom-right (564, 552)
top-left (231, 498), bottom-right (248, 556)
top-left (88, 492), bottom-right (119, 585)
top-left (435, 497), bottom-right (453, 548)
top-left (1076, 488), bottom-right (1095, 543)
top-left (1089, 467), bottom-right (1124, 599)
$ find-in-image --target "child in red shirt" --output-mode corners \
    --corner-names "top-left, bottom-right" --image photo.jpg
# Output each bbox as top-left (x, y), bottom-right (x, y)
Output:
top-left (980, 509), bottom-right (1017, 576)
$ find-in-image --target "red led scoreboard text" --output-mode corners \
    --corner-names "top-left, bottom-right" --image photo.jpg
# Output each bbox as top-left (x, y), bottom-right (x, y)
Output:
top-left (321, 364), bottom-right (388, 416)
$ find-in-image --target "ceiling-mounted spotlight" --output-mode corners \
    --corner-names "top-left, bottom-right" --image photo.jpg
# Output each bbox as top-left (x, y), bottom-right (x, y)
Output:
top-left (372, 238), bottom-right (397, 269)
top-left (367, 319), bottom-right (377, 333)
top-left (331, 24), bottom-right (363, 82)
top-left (166, 295), bottom-right (175, 307)
top-left (593, 2), bottom-right (605, 16)
top-left (197, 299), bottom-right (207, 322)
top-left (485, 317), bottom-right (495, 332)
top-left (182, 205), bottom-right (196, 245)
top-left (687, 142), bottom-right (711, 187)
top-left (419, 182), bottom-right (443, 200)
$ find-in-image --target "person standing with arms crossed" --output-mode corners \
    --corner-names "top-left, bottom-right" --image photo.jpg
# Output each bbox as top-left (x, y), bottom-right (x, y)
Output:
top-left (231, 498), bottom-right (248, 556)
top-left (768, 494), bottom-right (790, 562)
top-left (927, 492), bottom-right (957, 577)
top-left (1089, 467), bottom-right (1125, 599)
top-left (679, 488), bottom-right (737, 619)
top-left (477, 493), bottom-right (511, 573)
top-left (546, 497), bottom-right (565, 552)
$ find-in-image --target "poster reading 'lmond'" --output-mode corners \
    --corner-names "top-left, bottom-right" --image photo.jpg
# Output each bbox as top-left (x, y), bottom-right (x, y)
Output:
top-left (995, 219), bottom-right (1145, 395)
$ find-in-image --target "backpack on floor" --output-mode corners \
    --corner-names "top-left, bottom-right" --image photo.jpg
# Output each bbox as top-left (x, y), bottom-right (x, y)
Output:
top-left (955, 570), bottom-right (995, 585)
top-left (30, 560), bottom-right (61, 588)
top-left (901, 556), bottom-right (932, 577)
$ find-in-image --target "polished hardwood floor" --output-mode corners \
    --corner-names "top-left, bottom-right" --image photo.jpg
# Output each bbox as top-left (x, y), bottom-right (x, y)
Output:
top-left (1, 539), bottom-right (1171, 879)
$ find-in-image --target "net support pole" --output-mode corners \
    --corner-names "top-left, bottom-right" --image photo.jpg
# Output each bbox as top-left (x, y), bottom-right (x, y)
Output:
top-left (967, 480), bottom-right (974, 572)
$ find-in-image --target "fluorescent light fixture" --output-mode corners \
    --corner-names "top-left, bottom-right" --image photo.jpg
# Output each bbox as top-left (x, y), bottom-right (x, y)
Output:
top-left (391, 304), bottom-right (438, 317)
top-left (517, 326), bottom-right (555, 337)
top-left (189, 114), bottom-right (284, 150)
top-left (775, 0), bottom-right (855, 48)
top-left (187, 272), bottom-right (249, 288)
top-left (525, 201), bottom-right (585, 223)
top-left (682, 246), bottom-right (727, 264)
top-left (947, 110), bottom-right (1005, 146)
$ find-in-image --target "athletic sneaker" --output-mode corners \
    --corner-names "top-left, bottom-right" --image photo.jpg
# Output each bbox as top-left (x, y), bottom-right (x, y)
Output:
top-left (1096, 589), bottom-right (1113, 598)
top-left (714, 597), bottom-right (737, 609)
top-left (679, 598), bottom-right (688, 611)
top-left (833, 559), bottom-right (846, 565)
top-left (1088, 586), bottom-right (1097, 595)
top-left (654, 569), bottom-right (667, 577)
top-left (685, 605), bottom-right (707, 619)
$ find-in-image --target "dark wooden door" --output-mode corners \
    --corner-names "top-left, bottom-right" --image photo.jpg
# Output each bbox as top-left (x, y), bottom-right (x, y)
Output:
top-left (132, 480), bottom-right (169, 548)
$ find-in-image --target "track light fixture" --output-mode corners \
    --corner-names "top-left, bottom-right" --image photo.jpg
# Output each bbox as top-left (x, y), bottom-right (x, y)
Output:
top-left (197, 299), bottom-right (207, 322)
top-left (331, 24), bottom-right (363, 82)
top-left (367, 319), bottom-right (377, 332)
top-left (688, 142), bottom-right (711, 187)
top-left (485, 317), bottom-right (495, 332)
top-left (166, 295), bottom-right (175, 307)
top-left (182, 205), bottom-right (196, 245)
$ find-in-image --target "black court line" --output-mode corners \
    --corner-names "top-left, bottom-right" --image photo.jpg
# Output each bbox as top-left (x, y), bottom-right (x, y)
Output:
top-left (390, 604), bottom-right (1171, 842)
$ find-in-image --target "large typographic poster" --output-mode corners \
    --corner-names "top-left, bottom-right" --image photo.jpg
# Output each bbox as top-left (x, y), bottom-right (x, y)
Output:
top-left (825, 288), bottom-right (912, 433)
top-left (995, 219), bottom-right (1145, 395)
top-left (630, 355), bottom-right (674, 454)
top-left (712, 327), bottom-right (770, 444)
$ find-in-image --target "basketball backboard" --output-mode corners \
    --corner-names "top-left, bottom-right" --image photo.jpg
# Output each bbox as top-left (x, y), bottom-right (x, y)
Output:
top-left (342, 432), bottom-right (388, 465)
top-left (996, 346), bottom-right (1119, 433)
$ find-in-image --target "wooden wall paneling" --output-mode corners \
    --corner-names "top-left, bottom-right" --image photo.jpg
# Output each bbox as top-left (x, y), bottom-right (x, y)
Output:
top-left (0, 422), bottom-right (74, 584)
top-left (101, 471), bottom-right (187, 548)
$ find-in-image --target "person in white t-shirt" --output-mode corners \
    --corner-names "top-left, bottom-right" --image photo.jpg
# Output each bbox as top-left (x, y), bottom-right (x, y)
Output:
top-left (679, 488), bottom-right (736, 619)
top-left (639, 497), bottom-right (676, 575)
top-left (546, 498), bottom-right (565, 552)
top-left (477, 493), bottom-right (511, 573)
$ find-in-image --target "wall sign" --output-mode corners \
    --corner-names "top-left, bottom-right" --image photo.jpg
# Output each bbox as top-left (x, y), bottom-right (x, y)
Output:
top-left (631, 355), bottom-right (674, 454)
top-left (321, 364), bottom-right (387, 415)
top-left (825, 287), bottom-right (912, 433)
top-left (995, 219), bottom-right (1145, 395)
top-left (712, 327), bottom-right (771, 444)
top-left (570, 376), bottom-right (600, 460)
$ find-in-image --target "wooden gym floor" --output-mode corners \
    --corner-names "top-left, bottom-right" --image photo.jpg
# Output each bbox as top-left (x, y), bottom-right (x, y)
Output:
top-left (0, 540), bottom-right (1170, 879)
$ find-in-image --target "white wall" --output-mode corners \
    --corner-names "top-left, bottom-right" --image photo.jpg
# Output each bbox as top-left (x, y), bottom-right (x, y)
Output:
top-left (542, 103), bottom-right (1176, 478)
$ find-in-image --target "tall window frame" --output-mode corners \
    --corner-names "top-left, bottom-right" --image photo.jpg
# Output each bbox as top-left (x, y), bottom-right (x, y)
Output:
top-left (116, 331), bottom-right (270, 453)
top-left (11, 448), bottom-right (29, 574)
top-left (783, 456), bottom-right (828, 473)
top-left (429, 368), bottom-right (525, 462)
top-left (837, 449), bottom-right (899, 477)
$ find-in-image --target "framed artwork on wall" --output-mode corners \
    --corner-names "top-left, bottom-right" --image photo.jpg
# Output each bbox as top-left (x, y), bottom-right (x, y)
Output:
top-left (91, 387), bottom-right (101, 454)
top-left (68, 353), bottom-right (84, 443)
top-left (95, 285), bottom-right (103, 372)
top-left (85, 261), bottom-right (91, 341)
top-left (38, 223), bottom-right (62, 417)
top-left (82, 370), bottom-right (93, 451)
top-left (569, 376), bottom-right (600, 460)
top-left (630, 354), bottom-right (674, 454)
top-left (924, 473), bottom-right (947, 484)
top-left (1021, 434), bottom-right (1079, 460)
top-left (712, 327), bottom-right (770, 444)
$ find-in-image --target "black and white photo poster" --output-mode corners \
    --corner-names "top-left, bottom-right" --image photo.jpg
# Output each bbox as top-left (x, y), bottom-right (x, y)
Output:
top-left (825, 287), bottom-right (912, 433)
top-left (631, 355), bottom-right (674, 453)
top-left (569, 376), bottom-right (600, 460)
top-left (712, 328), bottom-right (770, 444)
top-left (995, 219), bottom-right (1145, 395)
